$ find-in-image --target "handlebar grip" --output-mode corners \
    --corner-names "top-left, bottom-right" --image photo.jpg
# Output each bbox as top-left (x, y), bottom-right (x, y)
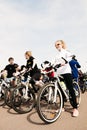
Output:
top-left (54, 64), bottom-right (61, 71)
top-left (54, 64), bottom-right (61, 68)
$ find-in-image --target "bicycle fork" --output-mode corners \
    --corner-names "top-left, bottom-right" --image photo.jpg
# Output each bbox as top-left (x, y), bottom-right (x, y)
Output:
top-left (22, 84), bottom-right (29, 99)
top-left (48, 82), bottom-right (58, 103)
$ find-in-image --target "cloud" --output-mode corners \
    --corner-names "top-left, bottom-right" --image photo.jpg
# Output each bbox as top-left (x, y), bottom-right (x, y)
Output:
top-left (0, 0), bottom-right (87, 71)
top-left (1, 0), bottom-right (87, 32)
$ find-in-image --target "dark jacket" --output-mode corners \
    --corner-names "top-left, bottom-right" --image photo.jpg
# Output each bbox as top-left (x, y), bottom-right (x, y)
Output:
top-left (26, 56), bottom-right (40, 77)
top-left (69, 59), bottom-right (81, 79)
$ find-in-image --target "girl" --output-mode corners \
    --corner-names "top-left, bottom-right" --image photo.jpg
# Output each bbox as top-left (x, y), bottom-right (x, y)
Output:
top-left (24, 51), bottom-right (42, 87)
top-left (54, 40), bottom-right (79, 117)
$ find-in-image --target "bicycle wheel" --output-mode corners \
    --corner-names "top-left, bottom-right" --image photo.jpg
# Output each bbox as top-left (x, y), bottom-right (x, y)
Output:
top-left (11, 85), bottom-right (35, 114)
top-left (0, 86), bottom-right (5, 106)
top-left (4, 86), bottom-right (14, 107)
top-left (70, 81), bottom-right (81, 107)
top-left (37, 83), bottom-right (63, 123)
top-left (80, 85), bottom-right (86, 93)
top-left (79, 81), bottom-right (86, 93)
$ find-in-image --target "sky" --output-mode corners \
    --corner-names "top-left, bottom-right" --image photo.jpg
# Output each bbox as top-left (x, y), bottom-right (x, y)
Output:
top-left (0, 0), bottom-right (87, 72)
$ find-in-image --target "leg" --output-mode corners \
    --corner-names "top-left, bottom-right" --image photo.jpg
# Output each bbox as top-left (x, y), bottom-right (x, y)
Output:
top-left (62, 74), bottom-right (79, 117)
top-left (62, 74), bottom-right (78, 108)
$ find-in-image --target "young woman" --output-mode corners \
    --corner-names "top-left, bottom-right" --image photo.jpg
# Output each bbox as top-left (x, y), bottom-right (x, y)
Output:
top-left (24, 51), bottom-right (42, 86)
top-left (54, 40), bottom-right (79, 117)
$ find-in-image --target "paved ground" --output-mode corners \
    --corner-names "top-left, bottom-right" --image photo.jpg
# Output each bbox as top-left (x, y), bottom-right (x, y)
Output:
top-left (0, 92), bottom-right (87, 130)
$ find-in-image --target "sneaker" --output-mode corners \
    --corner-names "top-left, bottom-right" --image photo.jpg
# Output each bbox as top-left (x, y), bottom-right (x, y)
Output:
top-left (73, 109), bottom-right (79, 117)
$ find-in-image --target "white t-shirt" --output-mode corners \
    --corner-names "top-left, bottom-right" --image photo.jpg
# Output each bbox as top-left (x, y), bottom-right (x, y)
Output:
top-left (54, 48), bottom-right (72, 75)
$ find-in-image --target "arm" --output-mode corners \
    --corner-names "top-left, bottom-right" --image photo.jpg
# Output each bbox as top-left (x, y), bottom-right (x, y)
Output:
top-left (32, 59), bottom-right (37, 68)
top-left (53, 49), bottom-right (72, 66)
top-left (76, 61), bottom-right (81, 68)
top-left (65, 50), bottom-right (72, 62)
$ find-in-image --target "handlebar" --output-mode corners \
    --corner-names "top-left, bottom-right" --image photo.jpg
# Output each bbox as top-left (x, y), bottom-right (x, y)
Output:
top-left (13, 69), bottom-right (31, 77)
top-left (61, 57), bottom-right (68, 64)
top-left (53, 57), bottom-right (68, 71)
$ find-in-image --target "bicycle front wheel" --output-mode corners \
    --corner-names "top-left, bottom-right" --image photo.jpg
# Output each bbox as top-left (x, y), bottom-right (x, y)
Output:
top-left (37, 83), bottom-right (63, 123)
top-left (4, 86), bottom-right (14, 107)
top-left (11, 85), bottom-right (35, 114)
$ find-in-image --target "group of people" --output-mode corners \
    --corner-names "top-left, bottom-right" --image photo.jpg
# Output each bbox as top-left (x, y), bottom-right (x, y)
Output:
top-left (1, 40), bottom-right (81, 117)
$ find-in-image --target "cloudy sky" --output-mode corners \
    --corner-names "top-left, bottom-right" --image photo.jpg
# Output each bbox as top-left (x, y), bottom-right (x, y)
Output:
top-left (0, 0), bottom-right (87, 71)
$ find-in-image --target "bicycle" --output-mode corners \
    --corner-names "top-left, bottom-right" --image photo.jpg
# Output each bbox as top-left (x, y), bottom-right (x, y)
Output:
top-left (79, 75), bottom-right (87, 93)
top-left (0, 79), bottom-right (6, 106)
top-left (4, 76), bottom-right (22, 107)
top-left (0, 77), bottom-right (11, 106)
top-left (11, 73), bottom-right (37, 114)
top-left (37, 64), bottom-right (81, 123)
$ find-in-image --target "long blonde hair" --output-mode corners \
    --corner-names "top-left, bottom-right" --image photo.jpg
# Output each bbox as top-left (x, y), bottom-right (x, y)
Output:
top-left (55, 40), bottom-right (66, 49)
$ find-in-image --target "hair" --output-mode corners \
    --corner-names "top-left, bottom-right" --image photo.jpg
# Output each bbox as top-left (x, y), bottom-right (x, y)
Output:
top-left (25, 51), bottom-right (32, 57)
top-left (55, 40), bottom-right (66, 49)
top-left (8, 57), bottom-right (14, 62)
top-left (20, 65), bottom-right (26, 71)
top-left (72, 55), bottom-right (77, 61)
top-left (14, 64), bottom-right (19, 68)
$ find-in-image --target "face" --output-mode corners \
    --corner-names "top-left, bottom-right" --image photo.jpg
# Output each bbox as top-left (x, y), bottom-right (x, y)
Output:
top-left (55, 41), bottom-right (62, 51)
top-left (25, 54), bottom-right (30, 60)
top-left (9, 59), bottom-right (14, 64)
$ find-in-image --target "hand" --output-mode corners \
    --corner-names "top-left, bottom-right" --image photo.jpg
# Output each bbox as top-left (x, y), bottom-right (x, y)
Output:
top-left (61, 63), bottom-right (65, 66)
top-left (28, 68), bottom-right (32, 71)
top-left (13, 72), bottom-right (20, 77)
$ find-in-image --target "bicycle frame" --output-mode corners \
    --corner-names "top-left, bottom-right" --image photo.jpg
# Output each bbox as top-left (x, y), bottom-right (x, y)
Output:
top-left (48, 75), bottom-right (70, 104)
top-left (21, 75), bottom-right (31, 98)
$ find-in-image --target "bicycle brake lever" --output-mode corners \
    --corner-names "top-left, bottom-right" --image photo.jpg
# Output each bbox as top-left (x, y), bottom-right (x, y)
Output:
top-left (61, 57), bottom-right (68, 64)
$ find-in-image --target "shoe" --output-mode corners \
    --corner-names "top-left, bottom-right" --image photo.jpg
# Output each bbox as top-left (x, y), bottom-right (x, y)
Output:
top-left (73, 109), bottom-right (79, 117)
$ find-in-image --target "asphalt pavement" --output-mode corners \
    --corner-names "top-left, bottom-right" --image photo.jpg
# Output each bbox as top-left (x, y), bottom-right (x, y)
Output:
top-left (0, 92), bottom-right (87, 130)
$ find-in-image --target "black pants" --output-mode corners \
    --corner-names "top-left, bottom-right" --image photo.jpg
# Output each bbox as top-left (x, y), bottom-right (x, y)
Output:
top-left (24, 69), bottom-right (41, 82)
top-left (31, 72), bottom-right (41, 81)
top-left (61, 73), bottom-right (77, 109)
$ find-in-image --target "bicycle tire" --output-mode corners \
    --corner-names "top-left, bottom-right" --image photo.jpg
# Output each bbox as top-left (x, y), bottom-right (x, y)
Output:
top-left (37, 83), bottom-right (63, 123)
top-left (0, 87), bottom-right (5, 106)
top-left (11, 84), bottom-right (36, 114)
top-left (70, 81), bottom-right (81, 107)
top-left (4, 86), bottom-right (14, 107)
top-left (80, 86), bottom-right (86, 93)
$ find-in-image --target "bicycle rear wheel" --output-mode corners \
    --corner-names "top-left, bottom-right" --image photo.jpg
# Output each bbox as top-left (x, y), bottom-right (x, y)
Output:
top-left (4, 86), bottom-right (14, 107)
top-left (11, 85), bottom-right (35, 114)
top-left (0, 87), bottom-right (5, 106)
top-left (37, 83), bottom-right (63, 123)
top-left (70, 81), bottom-right (81, 107)
top-left (79, 81), bottom-right (86, 93)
